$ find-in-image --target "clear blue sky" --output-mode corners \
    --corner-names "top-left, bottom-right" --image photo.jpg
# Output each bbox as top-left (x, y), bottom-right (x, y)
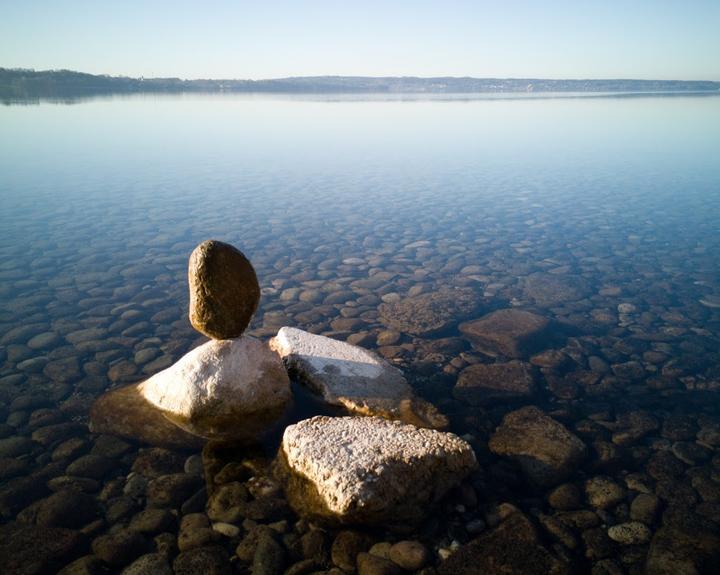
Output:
top-left (2, 0), bottom-right (718, 80)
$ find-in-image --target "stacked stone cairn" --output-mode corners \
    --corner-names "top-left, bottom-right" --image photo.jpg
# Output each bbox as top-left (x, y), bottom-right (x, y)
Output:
top-left (90, 240), bottom-right (477, 525)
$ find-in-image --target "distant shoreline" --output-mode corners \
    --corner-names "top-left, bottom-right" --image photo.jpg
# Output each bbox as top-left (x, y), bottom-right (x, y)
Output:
top-left (2, 68), bottom-right (719, 99)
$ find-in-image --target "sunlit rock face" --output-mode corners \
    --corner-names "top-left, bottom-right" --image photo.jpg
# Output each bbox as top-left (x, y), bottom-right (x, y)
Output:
top-left (140, 336), bottom-right (291, 439)
top-left (276, 416), bottom-right (477, 525)
top-left (90, 337), bottom-right (292, 445)
top-left (270, 326), bottom-right (447, 429)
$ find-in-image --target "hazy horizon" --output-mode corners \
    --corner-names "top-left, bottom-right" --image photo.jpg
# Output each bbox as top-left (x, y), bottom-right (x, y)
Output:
top-left (4, 67), bottom-right (720, 84)
top-left (2, 1), bottom-right (719, 82)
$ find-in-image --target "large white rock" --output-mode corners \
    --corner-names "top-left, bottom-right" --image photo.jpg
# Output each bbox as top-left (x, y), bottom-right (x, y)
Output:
top-left (277, 415), bottom-right (477, 525)
top-left (269, 327), bottom-right (447, 429)
top-left (139, 336), bottom-right (291, 439)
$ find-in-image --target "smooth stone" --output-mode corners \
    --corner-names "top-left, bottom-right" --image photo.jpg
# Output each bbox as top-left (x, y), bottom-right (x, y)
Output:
top-left (178, 526), bottom-right (219, 551)
top-left (331, 530), bottom-right (375, 571)
top-left (378, 287), bottom-right (479, 336)
top-left (585, 476), bottom-right (626, 509)
top-left (128, 508), bottom-right (176, 534)
top-left (27, 332), bottom-right (61, 350)
top-left (459, 309), bottom-right (551, 358)
top-left (146, 473), bottom-right (202, 508)
top-left (140, 336), bottom-right (291, 439)
top-left (607, 522), bottom-right (652, 545)
top-left (489, 406), bottom-right (587, 486)
top-left (188, 240), bottom-right (260, 339)
top-left (270, 327), bottom-right (447, 429)
top-left (357, 552), bottom-right (402, 575)
top-left (212, 522), bottom-right (241, 537)
top-left (277, 415), bottom-right (477, 525)
top-left (388, 540), bottom-right (429, 570)
top-left (453, 361), bottom-right (537, 404)
top-left (65, 454), bottom-right (115, 479)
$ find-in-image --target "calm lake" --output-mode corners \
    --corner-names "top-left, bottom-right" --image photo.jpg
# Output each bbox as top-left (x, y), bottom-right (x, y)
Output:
top-left (1, 93), bottom-right (720, 574)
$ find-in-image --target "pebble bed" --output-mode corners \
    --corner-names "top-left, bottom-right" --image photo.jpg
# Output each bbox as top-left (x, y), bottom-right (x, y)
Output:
top-left (1, 95), bottom-right (720, 574)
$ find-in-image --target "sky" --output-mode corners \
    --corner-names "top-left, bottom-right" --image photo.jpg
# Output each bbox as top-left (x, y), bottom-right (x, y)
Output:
top-left (1, 0), bottom-right (719, 80)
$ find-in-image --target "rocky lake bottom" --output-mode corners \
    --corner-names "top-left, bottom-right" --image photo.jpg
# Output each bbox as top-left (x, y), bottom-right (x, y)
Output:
top-left (1, 94), bottom-right (720, 574)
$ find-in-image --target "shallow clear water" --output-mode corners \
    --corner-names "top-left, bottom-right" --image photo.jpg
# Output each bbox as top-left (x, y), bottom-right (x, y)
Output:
top-left (1, 93), bottom-right (720, 573)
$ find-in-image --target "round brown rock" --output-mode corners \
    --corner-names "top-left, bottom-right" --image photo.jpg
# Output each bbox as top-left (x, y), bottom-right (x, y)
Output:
top-left (188, 240), bottom-right (260, 340)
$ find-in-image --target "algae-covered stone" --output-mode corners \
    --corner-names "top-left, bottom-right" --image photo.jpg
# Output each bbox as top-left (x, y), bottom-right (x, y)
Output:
top-left (459, 309), bottom-right (550, 358)
top-left (277, 416), bottom-right (476, 525)
top-left (489, 406), bottom-right (587, 486)
top-left (270, 327), bottom-right (447, 429)
top-left (188, 240), bottom-right (260, 339)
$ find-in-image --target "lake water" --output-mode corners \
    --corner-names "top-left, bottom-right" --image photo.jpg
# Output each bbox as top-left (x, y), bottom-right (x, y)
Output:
top-left (1, 93), bottom-right (720, 574)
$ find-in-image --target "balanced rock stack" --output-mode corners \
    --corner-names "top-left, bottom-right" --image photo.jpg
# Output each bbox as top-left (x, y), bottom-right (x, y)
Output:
top-left (90, 240), bottom-right (292, 446)
top-left (90, 240), bottom-right (476, 525)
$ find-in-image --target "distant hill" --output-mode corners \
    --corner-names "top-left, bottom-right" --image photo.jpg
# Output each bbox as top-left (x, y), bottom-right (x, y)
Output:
top-left (1, 67), bottom-right (719, 98)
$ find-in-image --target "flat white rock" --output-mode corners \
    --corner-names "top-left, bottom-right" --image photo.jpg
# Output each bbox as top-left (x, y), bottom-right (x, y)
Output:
top-left (140, 336), bottom-right (291, 439)
top-left (278, 415), bottom-right (477, 524)
top-left (270, 327), bottom-right (447, 428)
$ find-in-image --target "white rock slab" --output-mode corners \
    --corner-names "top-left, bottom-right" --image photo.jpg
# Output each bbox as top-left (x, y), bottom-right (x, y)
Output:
top-left (269, 327), bottom-right (447, 428)
top-left (278, 416), bottom-right (477, 524)
top-left (140, 336), bottom-right (291, 439)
